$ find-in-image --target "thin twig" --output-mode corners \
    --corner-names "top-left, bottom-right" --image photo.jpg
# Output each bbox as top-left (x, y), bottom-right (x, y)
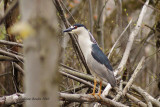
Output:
top-left (13, 63), bottom-right (24, 75)
top-left (122, 57), bottom-right (145, 94)
top-left (0, 72), bottom-right (12, 77)
top-left (0, 40), bottom-right (23, 47)
top-left (97, 0), bottom-right (108, 26)
top-left (116, 0), bottom-right (123, 36)
top-left (126, 93), bottom-right (147, 107)
top-left (0, 49), bottom-right (23, 61)
top-left (88, 0), bottom-right (93, 34)
top-left (97, 0), bottom-right (105, 49)
top-left (62, 85), bottom-right (88, 93)
top-left (138, 0), bottom-right (160, 13)
top-left (108, 19), bottom-right (133, 58)
top-left (0, 55), bottom-right (17, 61)
top-left (60, 66), bottom-right (108, 86)
top-left (60, 0), bottom-right (76, 23)
top-left (59, 71), bottom-right (99, 90)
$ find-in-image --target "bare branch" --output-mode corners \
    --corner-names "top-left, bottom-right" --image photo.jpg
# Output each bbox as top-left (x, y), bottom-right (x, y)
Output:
top-left (123, 83), bottom-right (160, 107)
top-left (126, 93), bottom-right (147, 107)
top-left (97, 0), bottom-right (105, 49)
top-left (0, 93), bottom-right (129, 107)
top-left (116, 0), bottom-right (123, 36)
top-left (88, 0), bottom-right (93, 34)
top-left (114, 57), bottom-right (145, 101)
top-left (101, 0), bottom-right (150, 97)
top-left (0, 40), bottom-right (23, 47)
top-left (123, 57), bottom-right (145, 94)
top-left (60, 66), bottom-right (107, 85)
top-left (59, 93), bottom-right (129, 107)
top-left (59, 71), bottom-right (99, 90)
top-left (108, 19), bottom-right (133, 58)
top-left (62, 85), bottom-right (88, 93)
top-left (117, 0), bottom-right (149, 72)
top-left (0, 55), bottom-right (17, 61)
top-left (0, 49), bottom-right (23, 61)
top-left (0, 93), bottom-right (25, 106)
top-left (130, 84), bottom-right (160, 107)
top-left (13, 63), bottom-right (24, 75)
top-left (0, 72), bottom-right (12, 77)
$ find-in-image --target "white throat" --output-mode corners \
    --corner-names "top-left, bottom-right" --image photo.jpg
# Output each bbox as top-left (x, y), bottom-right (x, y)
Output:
top-left (77, 29), bottom-right (92, 60)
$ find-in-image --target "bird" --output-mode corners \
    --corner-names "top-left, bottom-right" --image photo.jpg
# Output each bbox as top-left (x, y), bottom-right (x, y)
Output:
top-left (63, 24), bottom-right (116, 97)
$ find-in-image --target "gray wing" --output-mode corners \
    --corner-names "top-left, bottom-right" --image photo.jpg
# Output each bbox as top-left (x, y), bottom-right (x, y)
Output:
top-left (87, 44), bottom-right (116, 87)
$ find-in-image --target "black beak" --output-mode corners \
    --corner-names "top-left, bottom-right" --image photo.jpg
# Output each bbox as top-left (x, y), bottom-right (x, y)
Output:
top-left (63, 27), bottom-right (74, 32)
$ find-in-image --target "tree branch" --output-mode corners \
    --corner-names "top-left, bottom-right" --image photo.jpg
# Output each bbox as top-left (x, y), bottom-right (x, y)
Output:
top-left (0, 49), bottom-right (23, 61)
top-left (114, 56), bottom-right (145, 101)
top-left (0, 40), bottom-right (23, 47)
top-left (130, 84), bottom-right (160, 107)
top-left (0, 93), bottom-right (129, 107)
top-left (13, 63), bottom-right (24, 75)
top-left (108, 19), bottom-right (133, 58)
top-left (101, 0), bottom-right (150, 97)
top-left (88, 0), bottom-right (93, 34)
top-left (117, 0), bottom-right (149, 73)
top-left (0, 93), bottom-right (24, 106)
top-left (126, 93), bottom-right (147, 107)
top-left (0, 55), bottom-right (17, 61)
top-left (59, 71), bottom-right (99, 90)
top-left (59, 93), bottom-right (129, 107)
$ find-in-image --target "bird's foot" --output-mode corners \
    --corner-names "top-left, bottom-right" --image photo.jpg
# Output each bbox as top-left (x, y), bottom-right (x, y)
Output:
top-left (89, 92), bottom-right (95, 96)
top-left (89, 93), bottom-right (97, 98)
top-left (95, 93), bottom-right (102, 99)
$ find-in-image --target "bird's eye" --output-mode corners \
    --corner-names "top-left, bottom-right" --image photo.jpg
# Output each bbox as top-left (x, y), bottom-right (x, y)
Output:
top-left (74, 26), bottom-right (77, 29)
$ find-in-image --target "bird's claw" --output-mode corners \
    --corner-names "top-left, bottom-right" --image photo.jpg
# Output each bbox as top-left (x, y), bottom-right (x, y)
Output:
top-left (89, 93), bottom-right (97, 99)
top-left (95, 93), bottom-right (102, 99)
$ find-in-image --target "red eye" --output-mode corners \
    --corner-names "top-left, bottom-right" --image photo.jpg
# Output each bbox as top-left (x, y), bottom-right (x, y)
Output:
top-left (74, 26), bottom-right (77, 29)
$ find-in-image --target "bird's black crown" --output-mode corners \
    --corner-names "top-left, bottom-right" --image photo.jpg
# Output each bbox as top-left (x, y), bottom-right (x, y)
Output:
top-left (73, 24), bottom-right (87, 29)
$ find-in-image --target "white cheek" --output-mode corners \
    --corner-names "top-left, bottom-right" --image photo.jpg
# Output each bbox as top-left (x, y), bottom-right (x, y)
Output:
top-left (72, 29), bottom-right (79, 34)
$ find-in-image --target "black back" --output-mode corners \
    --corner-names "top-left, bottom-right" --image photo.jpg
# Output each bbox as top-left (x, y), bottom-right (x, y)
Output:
top-left (91, 44), bottom-right (113, 71)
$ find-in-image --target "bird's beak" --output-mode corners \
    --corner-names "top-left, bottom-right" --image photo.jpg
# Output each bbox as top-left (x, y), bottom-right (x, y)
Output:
top-left (63, 27), bottom-right (74, 33)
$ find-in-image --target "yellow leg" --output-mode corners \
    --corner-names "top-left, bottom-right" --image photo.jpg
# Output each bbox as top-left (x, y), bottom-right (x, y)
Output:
top-left (90, 78), bottom-right (97, 96)
top-left (98, 81), bottom-right (102, 97)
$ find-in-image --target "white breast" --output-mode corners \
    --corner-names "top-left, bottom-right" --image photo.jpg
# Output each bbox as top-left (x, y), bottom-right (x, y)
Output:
top-left (78, 33), bottom-right (92, 61)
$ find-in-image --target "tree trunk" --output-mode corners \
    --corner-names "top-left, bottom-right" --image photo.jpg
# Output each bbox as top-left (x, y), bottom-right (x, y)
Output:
top-left (20, 0), bottom-right (60, 106)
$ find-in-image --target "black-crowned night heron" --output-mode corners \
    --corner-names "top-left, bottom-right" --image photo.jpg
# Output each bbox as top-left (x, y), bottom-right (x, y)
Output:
top-left (63, 24), bottom-right (116, 96)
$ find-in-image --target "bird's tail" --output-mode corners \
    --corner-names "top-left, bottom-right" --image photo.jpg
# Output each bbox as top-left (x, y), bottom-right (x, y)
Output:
top-left (105, 70), bottom-right (116, 87)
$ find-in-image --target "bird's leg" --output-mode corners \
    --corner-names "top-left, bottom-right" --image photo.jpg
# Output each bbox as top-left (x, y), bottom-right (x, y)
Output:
top-left (97, 81), bottom-right (102, 99)
top-left (90, 78), bottom-right (97, 96)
